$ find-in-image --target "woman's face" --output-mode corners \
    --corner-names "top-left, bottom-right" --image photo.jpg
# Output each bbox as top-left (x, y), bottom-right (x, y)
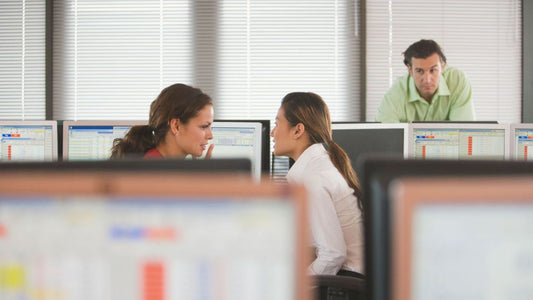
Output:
top-left (175, 104), bottom-right (214, 157)
top-left (270, 107), bottom-right (295, 157)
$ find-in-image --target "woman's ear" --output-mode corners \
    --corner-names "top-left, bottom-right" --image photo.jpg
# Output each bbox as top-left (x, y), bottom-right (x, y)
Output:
top-left (170, 118), bottom-right (180, 136)
top-left (293, 123), bottom-right (306, 139)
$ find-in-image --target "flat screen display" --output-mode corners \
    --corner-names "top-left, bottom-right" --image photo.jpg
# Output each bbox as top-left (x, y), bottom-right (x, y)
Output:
top-left (0, 121), bottom-right (57, 161)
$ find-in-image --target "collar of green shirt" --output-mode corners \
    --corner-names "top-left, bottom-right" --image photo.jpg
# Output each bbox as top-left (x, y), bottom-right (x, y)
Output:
top-left (408, 74), bottom-right (451, 104)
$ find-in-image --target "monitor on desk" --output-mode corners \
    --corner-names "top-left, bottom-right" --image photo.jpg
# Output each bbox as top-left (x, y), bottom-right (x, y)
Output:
top-left (215, 119), bottom-right (270, 176)
top-left (360, 158), bottom-right (533, 300)
top-left (511, 123), bottom-right (533, 161)
top-left (0, 163), bottom-right (310, 300)
top-left (332, 123), bottom-right (408, 176)
top-left (0, 120), bottom-right (57, 161)
top-left (390, 175), bottom-right (533, 300)
top-left (210, 121), bottom-right (264, 180)
top-left (63, 120), bottom-right (147, 160)
top-left (408, 123), bottom-right (509, 160)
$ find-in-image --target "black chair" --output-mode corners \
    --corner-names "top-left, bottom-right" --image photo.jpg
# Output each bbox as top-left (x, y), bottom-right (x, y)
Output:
top-left (313, 274), bottom-right (366, 300)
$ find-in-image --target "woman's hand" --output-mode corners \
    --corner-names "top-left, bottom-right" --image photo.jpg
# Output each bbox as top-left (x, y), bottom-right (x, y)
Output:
top-left (204, 144), bottom-right (215, 159)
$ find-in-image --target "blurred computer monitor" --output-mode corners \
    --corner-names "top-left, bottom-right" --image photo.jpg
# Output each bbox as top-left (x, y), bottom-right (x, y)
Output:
top-left (332, 123), bottom-right (408, 176)
top-left (0, 120), bottom-right (58, 161)
top-left (360, 158), bottom-right (533, 300)
top-left (510, 123), bottom-right (533, 161)
top-left (63, 120), bottom-right (147, 160)
top-left (408, 123), bottom-right (509, 160)
top-left (0, 162), bottom-right (310, 300)
top-left (390, 175), bottom-right (533, 300)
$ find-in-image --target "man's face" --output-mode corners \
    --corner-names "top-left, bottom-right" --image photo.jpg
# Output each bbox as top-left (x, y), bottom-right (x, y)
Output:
top-left (408, 52), bottom-right (445, 102)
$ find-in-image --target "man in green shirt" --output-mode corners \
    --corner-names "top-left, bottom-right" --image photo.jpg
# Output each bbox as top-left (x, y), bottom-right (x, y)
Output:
top-left (375, 39), bottom-right (475, 123)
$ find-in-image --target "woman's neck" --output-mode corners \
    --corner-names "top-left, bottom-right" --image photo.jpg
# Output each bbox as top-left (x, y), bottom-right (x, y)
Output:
top-left (157, 133), bottom-right (187, 158)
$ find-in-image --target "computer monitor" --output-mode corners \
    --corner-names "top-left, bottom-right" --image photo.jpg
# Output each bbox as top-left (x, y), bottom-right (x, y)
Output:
top-left (510, 123), bottom-right (533, 161)
top-left (0, 120), bottom-right (58, 161)
top-left (63, 120), bottom-right (147, 160)
top-left (390, 175), bottom-right (533, 300)
top-left (360, 158), bottom-right (533, 300)
top-left (332, 123), bottom-right (408, 176)
top-left (210, 121), bottom-right (264, 180)
top-left (215, 119), bottom-right (271, 176)
top-left (0, 164), bottom-right (310, 299)
top-left (408, 123), bottom-right (509, 160)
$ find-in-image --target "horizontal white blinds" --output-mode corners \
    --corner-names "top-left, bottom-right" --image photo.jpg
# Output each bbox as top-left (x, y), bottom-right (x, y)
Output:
top-left (366, 0), bottom-right (522, 123)
top-left (0, 0), bottom-right (46, 120)
top-left (217, 0), bottom-right (361, 122)
top-left (53, 0), bottom-right (192, 120)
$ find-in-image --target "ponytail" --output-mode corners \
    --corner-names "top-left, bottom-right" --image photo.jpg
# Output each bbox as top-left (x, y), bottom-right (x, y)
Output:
top-left (110, 125), bottom-right (156, 159)
top-left (326, 140), bottom-right (363, 208)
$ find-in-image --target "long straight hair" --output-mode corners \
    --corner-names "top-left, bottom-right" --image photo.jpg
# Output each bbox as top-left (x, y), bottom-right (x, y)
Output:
top-left (281, 92), bottom-right (363, 206)
top-left (111, 83), bottom-right (212, 158)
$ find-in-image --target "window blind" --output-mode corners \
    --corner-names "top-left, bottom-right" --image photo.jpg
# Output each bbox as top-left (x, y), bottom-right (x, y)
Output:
top-left (0, 0), bottom-right (46, 120)
top-left (53, 0), bottom-right (192, 120)
top-left (366, 0), bottom-right (522, 123)
top-left (216, 0), bottom-right (361, 122)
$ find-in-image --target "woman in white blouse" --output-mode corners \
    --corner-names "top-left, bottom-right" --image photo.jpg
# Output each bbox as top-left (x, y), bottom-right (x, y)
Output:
top-left (271, 92), bottom-right (364, 277)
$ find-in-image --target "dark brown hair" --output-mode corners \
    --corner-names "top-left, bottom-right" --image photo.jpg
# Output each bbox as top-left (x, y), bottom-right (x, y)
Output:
top-left (281, 92), bottom-right (363, 205)
top-left (111, 83), bottom-right (212, 158)
top-left (403, 39), bottom-right (447, 67)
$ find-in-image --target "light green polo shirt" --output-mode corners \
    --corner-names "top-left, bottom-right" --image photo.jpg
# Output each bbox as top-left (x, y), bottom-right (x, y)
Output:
top-left (375, 66), bottom-right (475, 123)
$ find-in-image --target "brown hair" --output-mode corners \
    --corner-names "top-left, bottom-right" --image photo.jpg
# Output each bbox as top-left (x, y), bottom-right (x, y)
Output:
top-left (111, 83), bottom-right (213, 158)
top-left (281, 92), bottom-right (363, 205)
top-left (403, 39), bottom-right (446, 67)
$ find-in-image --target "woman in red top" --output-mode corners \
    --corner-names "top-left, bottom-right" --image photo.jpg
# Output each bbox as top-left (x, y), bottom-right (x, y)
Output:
top-left (111, 83), bottom-right (214, 159)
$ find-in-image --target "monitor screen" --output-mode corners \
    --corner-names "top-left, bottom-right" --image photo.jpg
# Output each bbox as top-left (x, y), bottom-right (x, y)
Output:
top-left (215, 119), bottom-right (270, 176)
top-left (409, 123), bottom-right (509, 160)
top-left (511, 124), bottom-right (533, 161)
top-left (209, 121), bottom-right (263, 180)
top-left (0, 120), bottom-right (57, 161)
top-left (63, 120), bottom-right (147, 160)
top-left (360, 158), bottom-right (533, 300)
top-left (0, 169), bottom-right (310, 300)
top-left (390, 176), bottom-right (533, 300)
top-left (332, 123), bottom-right (408, 176)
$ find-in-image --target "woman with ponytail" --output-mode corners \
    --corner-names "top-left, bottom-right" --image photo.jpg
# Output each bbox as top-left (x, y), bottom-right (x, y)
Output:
top-left (271, 92), bottom-right (364, 277)
top-left (111, 83), bottom-right (214, 159)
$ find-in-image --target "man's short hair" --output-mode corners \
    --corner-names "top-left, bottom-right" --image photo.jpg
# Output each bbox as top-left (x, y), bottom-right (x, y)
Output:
top-left (403, 39), bottom-right (447, 67)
